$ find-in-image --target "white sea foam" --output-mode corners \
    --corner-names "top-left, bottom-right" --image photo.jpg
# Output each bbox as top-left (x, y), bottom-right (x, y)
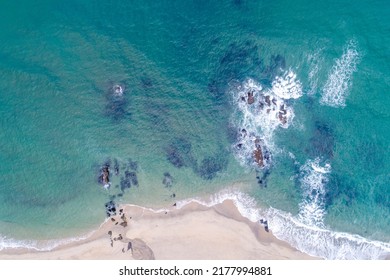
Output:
top-left (298, 158), bottom-right (331, 227)
top-left (321, 40), bottom-right (360, 107)
top-left (175, 188), bottom-right (264, 223)
top-left (3, 187), bottom-right (389, 259)
top-left (0, 230), bottom-right (94, 252)
top-left (307, 49), bottom-right (323, 95)
top-left (176, 189), bottom-right (390, 260)
top-left (272, 70), bottom-right (303, 99)
top-left (266, 207), bottom-right (390, 260)
top-left (231, 74), bottom-right (301, 169)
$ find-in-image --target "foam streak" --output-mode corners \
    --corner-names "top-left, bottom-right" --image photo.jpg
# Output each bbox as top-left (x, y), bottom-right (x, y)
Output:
top-left (321, 40), bottom-right (360, 107)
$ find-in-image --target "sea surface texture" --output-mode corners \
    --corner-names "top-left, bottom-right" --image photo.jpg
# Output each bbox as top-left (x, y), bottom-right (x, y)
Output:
top-left (0, 0), bottom-right (389, 259)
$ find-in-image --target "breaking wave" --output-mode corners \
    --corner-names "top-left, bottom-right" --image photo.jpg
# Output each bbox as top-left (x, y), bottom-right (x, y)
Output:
top-left (272, 70), bottom-right (303, 99)
top-left (231, 70), bottom-right (302, 169)
top-left (266, 207), bottom-right (390, 260)
top-left (298, 158), bottom-right (331, 228)
top-left (321, 40), bottom-right (361, 107)
top-left (0, 230), bottom-right (94, 252)
top-left (175, 188), bottom-right (390, 259)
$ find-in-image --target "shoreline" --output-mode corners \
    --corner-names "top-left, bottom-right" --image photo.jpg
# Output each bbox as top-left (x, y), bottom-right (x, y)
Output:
top-left (0, 199), bottom-right (319, 260)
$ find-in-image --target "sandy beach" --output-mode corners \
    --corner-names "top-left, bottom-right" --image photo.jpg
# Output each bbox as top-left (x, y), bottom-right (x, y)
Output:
top-left (0, 200), bottom-right (319, 260)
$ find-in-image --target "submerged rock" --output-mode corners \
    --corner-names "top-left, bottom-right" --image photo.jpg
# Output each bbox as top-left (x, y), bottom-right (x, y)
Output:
top-left (114, 159), bottom-right (120, 176)
top-left (165, 137), bottom-right (194, 168)
top-left (105, 83), bottom-right (129, 122)
top-left (209, 40), bottom-right (263, 103)
top-left (120, 176), bottom-right (131, 192)
top-left (308, 121), bottom-right (334, 159)
top-left (125, 171), bottom-right (138, 187)
top-left (127, 158), bottom-right (138, 171)
top-left (256, 169), bottom-right (271, 188)
top-left (162, 172), bottom-right (173, 188)
top-left (196, 155), bottom-right (228, 180)
top-left (140, 76), bottom-right (153, 88)
top-left (113, 84), bottom-right (124, 96)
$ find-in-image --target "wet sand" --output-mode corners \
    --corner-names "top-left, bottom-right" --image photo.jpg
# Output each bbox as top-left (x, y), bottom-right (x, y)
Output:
top-left (0, 200), bottom-right (319, 260)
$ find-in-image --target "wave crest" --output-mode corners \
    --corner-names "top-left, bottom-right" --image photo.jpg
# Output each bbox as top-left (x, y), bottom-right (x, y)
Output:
top-left (298, 158), bottom-right (331, 227)
top-left (272, 70), bottom-right (303, 99)
top-left (231, 73), bottom-right (301, 169)
top-left (266, 207), bottom-right (390, 260)
top-left (321, 40), bottom-right (361, 107)
top-left (177, 189), bottom-right (390, 260)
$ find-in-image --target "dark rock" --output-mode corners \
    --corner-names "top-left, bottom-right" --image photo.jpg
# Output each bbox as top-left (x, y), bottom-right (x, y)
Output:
top-left (140, 76), bottom-right (153, 88)
top-left (263, 150), bottom-right (271, 162)
top-left (207, 79), bottom-right (219, 96)
top-left (103, 159), bottom-right (111, 168)
top-left (120, 176), bottom-right (131, 192)
top-left (209, 40), bottom-right (263, 103)
top-left (105, 201), bottom-right (117, 217)
top-left (114, 159), bottom-right (120, 175)
top-left (127, 159), bottom-right (138, 171)
top-left (162, 172), bottom-right (173, 188)
top-left (308, 121), bottom-right (334, 159)
top-left (257, 169), bottom-right (271, 188)
top-left (166, 147), bottom-right (186, 168)
top-left (196, 155), bottom-right (228, 180)
top-left (247, 90), bottom-right (255, 104)
top-left (253, 147), bottom-right (264, 168)
top-left (99, 166), bottom-right (110, 187)
top-left (165, 137), bottom-right (194, 168)
top-left (265, 95), bottom-right (271, 106)
top-left (253, 138), bottom-right (264, 168)
top-left (125, 171), bottom-right (138, 186)
top-left (105, 93), bottom-right (129, 122)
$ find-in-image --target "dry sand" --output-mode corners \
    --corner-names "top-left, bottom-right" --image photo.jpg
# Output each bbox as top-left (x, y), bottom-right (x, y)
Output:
top-left (0, 200), bottom-right (319, 260)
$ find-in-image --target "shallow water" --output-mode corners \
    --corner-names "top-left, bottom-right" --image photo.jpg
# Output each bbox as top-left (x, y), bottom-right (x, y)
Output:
top-left (0, 0), bottom-right (389, 259)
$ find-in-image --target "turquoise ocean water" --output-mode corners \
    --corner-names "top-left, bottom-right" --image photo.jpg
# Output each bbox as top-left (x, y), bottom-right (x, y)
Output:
top-left (0, 0), bottom-right (389, 259)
